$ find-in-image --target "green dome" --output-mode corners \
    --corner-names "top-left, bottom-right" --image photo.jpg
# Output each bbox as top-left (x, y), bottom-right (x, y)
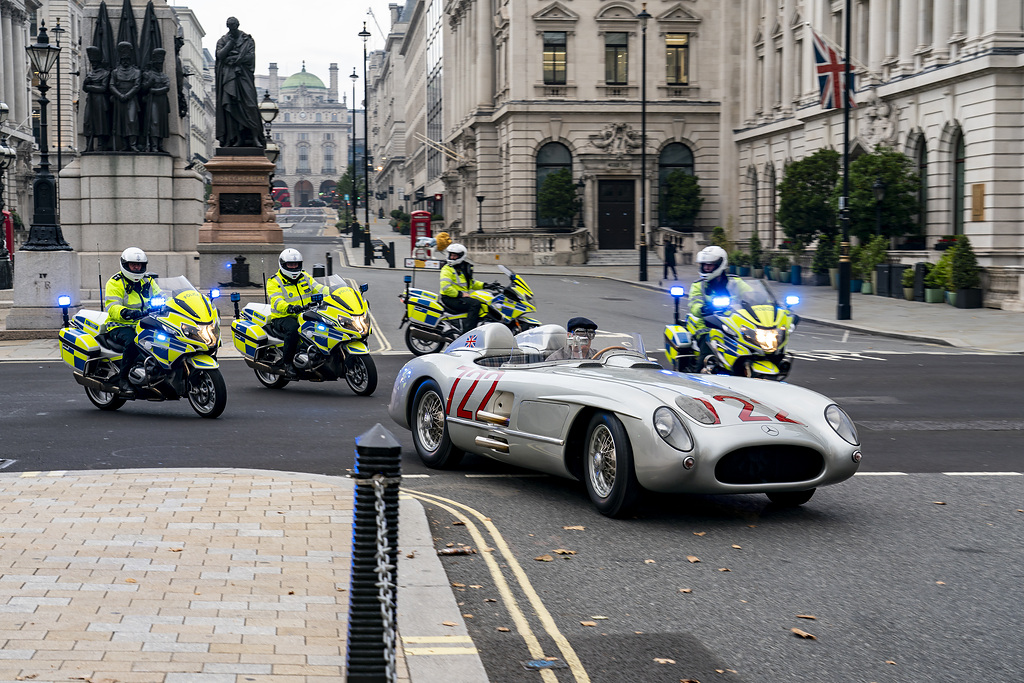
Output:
top-left (281, 64), bottom-right (326, 90)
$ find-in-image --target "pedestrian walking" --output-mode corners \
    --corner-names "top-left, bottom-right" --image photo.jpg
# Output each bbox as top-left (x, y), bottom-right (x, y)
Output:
top-left (663, 239), bottom-right (678, 282)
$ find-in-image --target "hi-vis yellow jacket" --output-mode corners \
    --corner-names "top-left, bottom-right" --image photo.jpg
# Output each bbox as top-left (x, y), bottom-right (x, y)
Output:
top-left (439, 263), bottom-right (484, 299)
top-left (267, 271), bottom-right (329, 321)
top-left (688, 275), bottom-right (752, 333)
top-left (104, 273), bottom-right (161, 329)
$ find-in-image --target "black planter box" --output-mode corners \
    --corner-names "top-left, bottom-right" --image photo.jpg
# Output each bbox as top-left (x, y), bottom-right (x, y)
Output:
top-left (875, 265), bottom-right (892, 297)
top-left (812, 272), bottom-right (830, 286)
top-left (955, 288), bottom-right (983, 309)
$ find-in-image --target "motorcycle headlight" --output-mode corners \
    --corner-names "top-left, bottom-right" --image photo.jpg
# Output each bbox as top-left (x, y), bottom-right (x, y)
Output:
top-left (653, 407), bottom-right (694, 452)
top-left (181, 322), bottom-right (218, 346)
top-left (755, 328), bottom-right (779, 351)
top-left (825, 404), bottom-right (859, 445)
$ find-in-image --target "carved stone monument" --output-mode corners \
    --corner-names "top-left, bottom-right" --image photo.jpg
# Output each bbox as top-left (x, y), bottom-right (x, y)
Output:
top-left (58, 0), bottom-right (203, 297)
top-left (197, 16), bottom-right (281, 287)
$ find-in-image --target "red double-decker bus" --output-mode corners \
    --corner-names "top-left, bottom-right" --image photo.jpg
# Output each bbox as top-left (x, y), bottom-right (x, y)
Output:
top-left (271, 187), bottom-right (291, 207)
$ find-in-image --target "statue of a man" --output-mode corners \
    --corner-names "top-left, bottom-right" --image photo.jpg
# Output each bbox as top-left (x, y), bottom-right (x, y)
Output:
top-left (109, 41), bottom-right (142, 152)
top-left (82, 46), bottom-right (111, 152)
top-left (214, 17), bottom-right (264, 148)
top-left (141, 48), bottom-right (171, 153)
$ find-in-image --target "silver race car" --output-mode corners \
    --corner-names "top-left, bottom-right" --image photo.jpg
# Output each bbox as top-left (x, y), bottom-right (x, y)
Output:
top-left (389, 323), bottom-right (862, 517)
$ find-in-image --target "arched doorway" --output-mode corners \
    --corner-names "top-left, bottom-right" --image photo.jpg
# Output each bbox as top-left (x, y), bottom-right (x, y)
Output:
top-left (295, 180), bottom-right (314, 206)
top-left (535, 142), bottom-right (573, 229)
top-left (658, 142), bottom-right (695, 229)
top-left (319, 180), bottom-right (337, 207)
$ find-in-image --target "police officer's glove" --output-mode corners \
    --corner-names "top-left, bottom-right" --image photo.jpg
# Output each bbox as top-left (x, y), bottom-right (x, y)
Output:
top-left (700, 304), bottom-right (713, 316)
top-left (488, 281), bottom-right (503, 290)
top-left (122, 309), bottom-right (144, 321)
top-left (287, 304), bottom-right (302, 314)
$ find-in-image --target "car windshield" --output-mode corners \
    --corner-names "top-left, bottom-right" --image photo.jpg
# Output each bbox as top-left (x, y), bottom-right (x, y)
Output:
top-left (514, 327), bottom-right (646, 363)
top-left (153, 276), bottom-right (199, 297)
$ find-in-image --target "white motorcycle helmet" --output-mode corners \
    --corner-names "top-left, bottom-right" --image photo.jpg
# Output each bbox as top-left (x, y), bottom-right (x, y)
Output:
top-left (278, 248), bottom-right (303, 281)
top-left (445, 243), bottom-right (468, 266)
top-left (697, 245), bottom-right (728, 281)
top-left (120, 247), bottom-right (148, 282)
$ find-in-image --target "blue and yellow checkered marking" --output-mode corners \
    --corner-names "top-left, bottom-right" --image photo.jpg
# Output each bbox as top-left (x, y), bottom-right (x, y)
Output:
top-left (345, 340), bottom-right (370, 354)
top-left (663, 324), bottom-right (691, 366)
top-left (58, 328), bottom-right (100, 372)
top-left (187, 354), bottom-right (219, 370)
top-left (231, 320), bottom-right (268, 359)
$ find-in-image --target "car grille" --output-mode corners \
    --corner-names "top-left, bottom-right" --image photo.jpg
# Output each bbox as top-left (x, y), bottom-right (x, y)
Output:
top-left (715, 446), bottom-right (824, 485)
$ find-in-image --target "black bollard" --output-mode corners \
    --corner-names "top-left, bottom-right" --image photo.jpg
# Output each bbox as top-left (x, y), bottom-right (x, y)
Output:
top-left (352, 223), bottom-right (362, 249)
top-left (345, 424), bottom-right (402, 683)
top-left (327, 252), bottom-right (334, 276)
top-left (364, 234), bottom-right (373, 266)
top-left (385, 242), bottom-right (396, 269)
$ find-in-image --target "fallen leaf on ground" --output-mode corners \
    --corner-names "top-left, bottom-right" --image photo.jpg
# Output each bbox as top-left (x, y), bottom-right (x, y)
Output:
top-left (442, 621), bottom-right (456, 627)
top-left (535, 555), bottom-right (554, 562)
top-left (452, 520), bottom-right (465, 525)
top-left (645, 559), bottom-right (656, 564)
top-left (635, 631), bottom-right (644, 634)
top-left (451, 582), bottom-right (465, 587)
top-left (681, 679), bottom-right (701, 683)
top-left (406, 551), bottom-right (416, 558)
top-left (679, 588), bottom-right (692, 593)
top-left (462, 614), bottom-right (473, 618)
top-left (470, 584), bottom-right (483, 588)
top-left (497, 627), bottom-right (510, 632)
top-left (934, 501), bottom-right (946, 505)
top-left (125, 578), bottom-right (137, 583)
top-left (936, 581), bottom-right (945, 585)
top-left (484, 547), bottom-right (495, 552)
top-left (693, 532), bottom-right (706, 536)
top-left (796, 614), bottom-right (817, 620)
top-left (484, 598), bottom-right (497, 602)
top-left (446, 542), bottom-right (455, 547)
top-left (563, 525), bottom-right (585, 530)
top-left (590, 616), bottom-right (608, 620)
top-left (287, 590), bottom-right (294, 595)
top-left (718, 568), bottom-right (731, 572)
top-left (791, 628), bottom-right (816, 640)
top-left (170, 548), bottom-right (183, 552)
top-left (553, 549), bottom-right (576, 555)
top-left (580, 621), bottom-right (597, 627)
top-left (732, 545), bottom-right (742, 549)
top-left (654, 657), bottom-right (676, 664)
top-left (886, 660), bottom-right (897, 665)
top-left (687, 555), bottom-right (701, 563)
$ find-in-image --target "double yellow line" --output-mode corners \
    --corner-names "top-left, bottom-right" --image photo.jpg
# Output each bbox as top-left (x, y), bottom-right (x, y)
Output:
top-left (402, 488), bottom-right (590, 683)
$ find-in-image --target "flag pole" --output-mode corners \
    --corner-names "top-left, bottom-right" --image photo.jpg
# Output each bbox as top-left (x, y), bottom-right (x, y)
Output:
top-left (837, 0), bottom-right (852, 320)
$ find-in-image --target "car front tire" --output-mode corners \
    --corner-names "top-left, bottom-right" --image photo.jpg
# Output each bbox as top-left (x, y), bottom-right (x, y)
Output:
top-left (584, 412), bottom-right (640, 517)
top-left (411, 380), bottom-right (464, 469)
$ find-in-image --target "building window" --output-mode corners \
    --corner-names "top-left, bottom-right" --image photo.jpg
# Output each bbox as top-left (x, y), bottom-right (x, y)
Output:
top-left (917, 140), bottom-right (928, 232)
top-left (323, 146), bottom-right (335, 174)
top-left (605, 32), bottom-right (628, 85)
top-left (543, 32), bottom-right (567, 85)
top-left (324, 133), bottom-right (333, 140)
top-left (952, 129), bottom-right (964, 236)
top-left (658, 143), bottom-right (695, 228)
top-left (535, 142), bottom-right (572, 228)
top-left (299, 133), bottom-right (309, 141)
top-left (332, 113), bottom-right (338, 122)
top-left (284, 113), bottom-right (291, 122)
top-left (315, 113), bottom-right (322, 122)
top-left (297, 145), bottom-right (310, 174)
top-left (666, 33), bottom-right (689, 85)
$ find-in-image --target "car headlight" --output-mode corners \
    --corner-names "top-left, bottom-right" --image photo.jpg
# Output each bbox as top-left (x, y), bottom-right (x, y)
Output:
top-left (654, 407), bottom-right (694, 452)
top-left (825, 404), bottom-right (859, 445)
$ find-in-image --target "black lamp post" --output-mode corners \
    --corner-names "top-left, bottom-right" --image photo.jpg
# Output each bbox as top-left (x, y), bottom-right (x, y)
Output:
top-left (637, 3), bottom-right (651, 282)
top-left (51, 18), bottom-right (65, 217)
top-left (575, 177), bottom-right (585, 228)
top-left (0, 101), bottom-right (15, 288)
top-left (259, 92), bottom-right (280, 193)
top-left (22, 21), bottom-right (70, 251)
top-left (349, 68), bottom-right (358, 227)
top-left (359, 22), bottom-right (372, 230)
top-left (872, 177), bottom-right (886, 236)
top-left (476, 195), bottom-right (484, 233)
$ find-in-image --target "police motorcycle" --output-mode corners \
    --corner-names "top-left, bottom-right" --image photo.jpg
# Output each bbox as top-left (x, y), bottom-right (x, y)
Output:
top-left (230, 274), bottom-right (377, 395)
top-left (664, 278), bottom-right (799, 380)
top-left (57, 277), bottom-right (227, 418)
top-left (398, 264), bottom-right (540, 355)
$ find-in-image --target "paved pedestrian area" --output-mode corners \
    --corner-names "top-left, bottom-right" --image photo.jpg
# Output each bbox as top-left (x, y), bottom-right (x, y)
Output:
top-left (0, 469), bottom-right (487, 683)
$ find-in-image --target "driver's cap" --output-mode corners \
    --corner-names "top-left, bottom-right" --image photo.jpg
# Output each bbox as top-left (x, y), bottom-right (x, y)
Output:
top-left (566, 316), bottom-right (597, 333)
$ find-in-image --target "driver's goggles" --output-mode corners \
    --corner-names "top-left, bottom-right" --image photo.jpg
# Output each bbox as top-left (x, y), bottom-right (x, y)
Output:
top-left (570, 330), bottom-right (596, 341)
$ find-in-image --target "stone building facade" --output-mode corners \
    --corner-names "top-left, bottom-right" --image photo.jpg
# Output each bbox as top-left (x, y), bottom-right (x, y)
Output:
top-left (170, 5), bottom-right (215, 166)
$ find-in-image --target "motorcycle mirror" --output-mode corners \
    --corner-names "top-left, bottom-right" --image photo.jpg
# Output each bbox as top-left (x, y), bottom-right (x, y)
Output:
top-left (360, 283), bottom-right (369, 293)
top-left (669, 286), bottom-right (687, 298)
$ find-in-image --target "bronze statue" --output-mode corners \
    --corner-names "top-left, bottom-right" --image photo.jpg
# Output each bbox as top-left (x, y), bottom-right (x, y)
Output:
top-left (141, 48), bottom-right (170, 153)
top-left (82, 46), bottom-right (112, 152)
top-left (174, 30), bottom-right (187, 118)
top-left (109, 41), bottom-right (142, 152)
top-left (214, 17), bottom-right (264, 148)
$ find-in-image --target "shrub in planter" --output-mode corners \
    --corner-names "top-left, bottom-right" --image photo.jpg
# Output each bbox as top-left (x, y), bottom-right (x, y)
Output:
top-left (749, 232), bottom-right (764, 273)
top-left (711, 226), bottom-right (730, 250)
top-left (858, 235), bottom-right (889, 294)
top-left (929, 249), bottom-right (954, 292)
top-left (901, 263), bottom-right (915, 300)
top-left (951, 235), bottom-right (983, 308)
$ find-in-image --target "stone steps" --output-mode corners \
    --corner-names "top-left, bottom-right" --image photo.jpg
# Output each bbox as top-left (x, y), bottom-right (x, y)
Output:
top-left (586, 249), bottom-right (664, 267)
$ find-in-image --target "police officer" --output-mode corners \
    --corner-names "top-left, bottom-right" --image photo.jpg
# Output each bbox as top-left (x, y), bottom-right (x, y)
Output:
top-left (266, 248), bottom-right (328, 375)
top-left (688, 246), bottom-right (752, 368)
top-left (104, 247), bottom-right (160, 395)
top-left (439, 243), bottom-right (493, 334)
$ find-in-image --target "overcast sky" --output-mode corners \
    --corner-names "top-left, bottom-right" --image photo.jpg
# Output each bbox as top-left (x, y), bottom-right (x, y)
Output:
top-left (173, 0), bottom-right (400, 88)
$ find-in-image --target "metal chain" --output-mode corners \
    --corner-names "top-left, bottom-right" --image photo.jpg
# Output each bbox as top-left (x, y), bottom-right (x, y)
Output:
top-left (372, 475), bottom-right (397, 682)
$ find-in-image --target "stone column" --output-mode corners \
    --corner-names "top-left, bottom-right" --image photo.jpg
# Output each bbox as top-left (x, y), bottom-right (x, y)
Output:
top-left (745, 6), bottom-right (758, 121)
top-left (1, 8), bottom-right (13, 105)
top-left (898, 0), bottom-right (918, 73)
top-left (868, 0), bottom-right (886, 81)
top-left (781, 0), bottom-right (794, 112)
top-left (929, 0), bottom-right (953, 63)
top-left (477, 0), bottom-right (494, 108)
top-left (11, 8), bottom-right (28, 129)
top-left (763, 20), bottom-right (776, 114)
top-left (268, 62), bottom-right (279, 100)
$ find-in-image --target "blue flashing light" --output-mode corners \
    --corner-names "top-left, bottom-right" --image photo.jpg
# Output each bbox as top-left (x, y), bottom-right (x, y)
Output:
top-left (150, 297), bottom-right (166, 308)
top-left (225, 261), bottom-right (233, 269)
top-left (316, 324), bottom-right (327, 332)
top-left (210, 288), bottom-right (221, 300)
top-left (403, 275), bottom-right (412, 283)
top-left (57, 295), bottom-right (71, 307)
top-left (786, 295), bottom-right (800, 306)
top-left (156, 333), bottom-right (168, 342)
top-left (712, 296), bottom-right (731, 309)
top-left (230, 292), bottom-right (241, 302)
top-left (669, 286), bottom-right (687, 297)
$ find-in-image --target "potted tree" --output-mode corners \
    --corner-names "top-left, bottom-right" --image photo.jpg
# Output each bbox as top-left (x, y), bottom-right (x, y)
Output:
top-left (749, 232), bottom-right (764, 278)
top-left (771, 254), bottom-right (791, 283)
top-left (537, 168), bottom-right (578, 229)
top-left (849, 245), bottom-right (864, 292)
top-left (951, 235), bottom-right (983, 308)
top-left (925, 251), bottom-right (952, 303)
top-left (859, 235), bottom-right (889, 295)
top-left (901, 265), bottom-right (915, 300)
top-left (663, 171), bottom-right (705, 230)
top-left (812, 236), bottom-right (837, 286)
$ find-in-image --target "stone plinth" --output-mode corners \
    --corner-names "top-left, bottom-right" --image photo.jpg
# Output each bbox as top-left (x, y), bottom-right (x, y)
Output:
top-left (60, 153), bottom-right (204, 287)
top-left (197, 150), bottom-right (283, 289)
top-left (6, 251), bottom-right (81, 329)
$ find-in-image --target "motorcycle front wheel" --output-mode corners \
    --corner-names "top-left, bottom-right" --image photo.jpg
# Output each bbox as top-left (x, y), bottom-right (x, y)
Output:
top-left (85, 385), bottom-right (126, 411)
top-left (187, 368), bottom-right (227, 418)
top-left (345, 354), bottom-right (378, 396)
top-left (405, 326), bottom-right (444, 356)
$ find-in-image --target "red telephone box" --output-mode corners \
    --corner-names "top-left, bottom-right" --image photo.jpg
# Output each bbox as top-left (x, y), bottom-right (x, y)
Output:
top-left (2, 210), bottom-right (12, 264)
top-left (410, 210), bottom-right (432, 253)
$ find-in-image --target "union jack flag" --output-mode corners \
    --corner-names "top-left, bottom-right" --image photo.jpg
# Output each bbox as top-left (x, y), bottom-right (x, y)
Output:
top-left (812, 28), bottom-right (856, 110)
top-left (463, 334), bottom-right (478, 348)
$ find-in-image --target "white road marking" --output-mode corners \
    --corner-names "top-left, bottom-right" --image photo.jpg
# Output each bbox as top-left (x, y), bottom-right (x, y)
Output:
top-left (854, 471), bottom-right (908, 476)
top-left (464, 474), bottom-right (548, 478)
top-left (942, 472), bottom-right (1022, 476)
top-left (841, 330), bottom-right (850, 343)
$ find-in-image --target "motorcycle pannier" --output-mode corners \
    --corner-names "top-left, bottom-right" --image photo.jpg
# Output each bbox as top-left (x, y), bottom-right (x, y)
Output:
top-left (59, 327), bottom-right (101, 372)
top-left (232, 320), bottom-right (268, 357)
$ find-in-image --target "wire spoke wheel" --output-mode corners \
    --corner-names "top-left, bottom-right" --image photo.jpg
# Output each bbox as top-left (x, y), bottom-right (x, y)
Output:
top-left (416, 391), bottom-right (445, 452)
top-left (588, 425), bottom-right (617, 498)
top-left (411, 380), bottom-right (464, 468)
top-left (584, 412), bottom-right (640, 517)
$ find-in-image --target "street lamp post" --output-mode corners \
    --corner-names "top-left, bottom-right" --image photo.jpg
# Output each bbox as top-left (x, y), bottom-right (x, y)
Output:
top-left (22, 21), bottom-right (70, 251)
top-left (575, 177), bottom-right (585, 228)
top-left (349, 68), bottom-right (358, 233)
top-left (637, 3), bottom-right (651, 282)
top-left (51, 19), bottom-right (65, 219)
top-left (872, 177), bottom-right (886, 236)
top-left (359, 23), bottom-right (372, 231)
top-left (476, 195), bottom-right (484, 233)
top-left (0, 101), bottom-right (15, 288)
top-left (259, 92), bottom-right (280, 195)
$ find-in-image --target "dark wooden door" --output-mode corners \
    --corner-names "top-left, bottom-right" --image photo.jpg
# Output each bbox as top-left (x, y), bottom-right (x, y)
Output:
top-left (597, 180), bottom-right (635, 249)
